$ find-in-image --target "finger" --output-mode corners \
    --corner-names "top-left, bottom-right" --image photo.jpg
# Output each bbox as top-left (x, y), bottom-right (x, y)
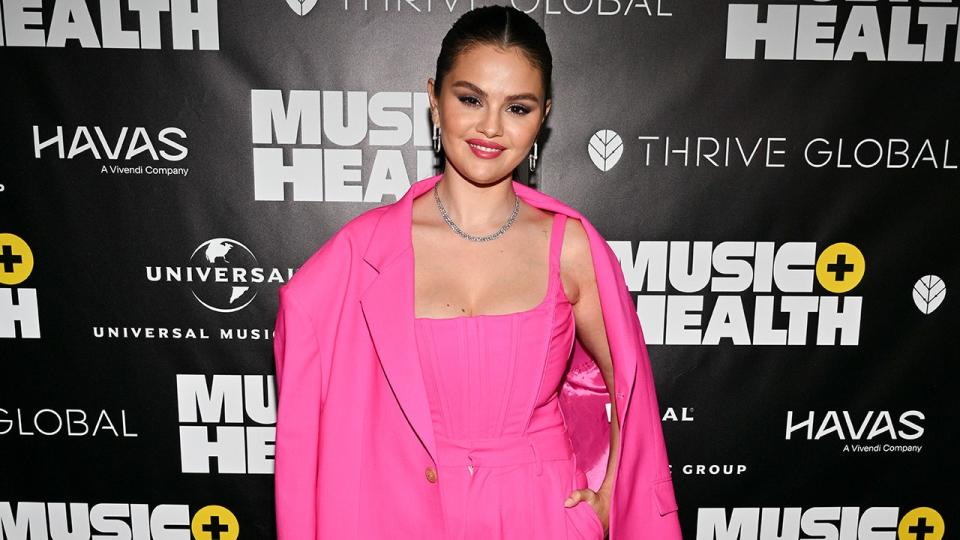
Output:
top-left (564, 489), bottom-right (595, 507)
top-left (563, 489), bottom-right (586, 507)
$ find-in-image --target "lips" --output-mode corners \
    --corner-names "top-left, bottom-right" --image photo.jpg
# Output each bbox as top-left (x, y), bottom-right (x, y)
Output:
top-left (466, 139), bottom-right (505, 159)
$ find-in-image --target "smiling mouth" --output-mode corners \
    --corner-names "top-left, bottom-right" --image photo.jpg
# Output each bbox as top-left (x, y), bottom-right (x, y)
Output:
top-left (468, 142), bottom-right (504, 153)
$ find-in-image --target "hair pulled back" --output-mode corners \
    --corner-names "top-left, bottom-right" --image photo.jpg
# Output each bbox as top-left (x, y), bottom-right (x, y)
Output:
top-left (434, 6), bottom-right (553, 104)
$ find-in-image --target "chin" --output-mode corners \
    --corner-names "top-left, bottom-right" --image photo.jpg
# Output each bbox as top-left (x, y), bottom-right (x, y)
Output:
top-left (460, 159), bottom-right (516, 182)
top-left (468, 170), bottom-right (515, 185)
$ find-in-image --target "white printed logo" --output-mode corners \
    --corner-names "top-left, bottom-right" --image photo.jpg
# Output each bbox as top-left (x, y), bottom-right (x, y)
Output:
top-left (912, 275), bottom-right (945, 314)
top-left (177, 374), bottom-right (276, 474)
top-left (616, 241), bottom-right (865, 346)
top-left (0, 233), bottom-right (40, 339)
top-left (0, 0), bottom-right (219, 49)
top-left (588, 130), bottom-right (623, 172)
top-left (286, 0), bottom-right (318, 16)
top-left (145, 238), bottom-right (294, 314)
top-left (250, 89), bottom-right (436, 202)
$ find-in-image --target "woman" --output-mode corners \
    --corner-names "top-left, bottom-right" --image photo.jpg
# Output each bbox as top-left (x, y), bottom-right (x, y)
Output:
top-left (273, 6), bottom-right (680, 539)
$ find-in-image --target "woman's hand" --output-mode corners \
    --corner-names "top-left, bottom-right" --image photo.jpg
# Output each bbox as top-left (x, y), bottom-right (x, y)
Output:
top-left (564, 487), bottom-right (610, 536)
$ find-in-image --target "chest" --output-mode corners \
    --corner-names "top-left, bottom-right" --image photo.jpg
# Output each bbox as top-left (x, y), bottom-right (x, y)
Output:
top-left (412, 225), bottom-right (551, 319)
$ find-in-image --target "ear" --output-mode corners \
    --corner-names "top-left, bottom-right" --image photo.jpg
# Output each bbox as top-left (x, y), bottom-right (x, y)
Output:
top-left (427, 78), bottom-right (439, 124)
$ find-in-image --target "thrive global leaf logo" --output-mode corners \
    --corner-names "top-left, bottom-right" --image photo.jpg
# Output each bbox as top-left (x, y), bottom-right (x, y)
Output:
top-left (588, 129), bottom-right (623, 172)
top-left (286, 0), bottom-right (318, 16)
top-left (912, 274), bottom-right (946, 314)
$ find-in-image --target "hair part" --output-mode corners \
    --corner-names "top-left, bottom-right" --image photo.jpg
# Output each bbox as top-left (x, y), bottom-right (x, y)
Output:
top-left (434, 5), bottom-right (553, 105)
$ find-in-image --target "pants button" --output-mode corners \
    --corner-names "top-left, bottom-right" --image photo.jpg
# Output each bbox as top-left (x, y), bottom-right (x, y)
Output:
top-left (424, 466), bottom-right (438, 483)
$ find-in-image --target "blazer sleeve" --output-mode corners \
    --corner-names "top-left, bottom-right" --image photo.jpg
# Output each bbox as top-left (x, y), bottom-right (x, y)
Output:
top-left (273, 288), bottom-right (322, 540)
top-left (272, 230), bottom-right (352, 540)
top-left (606, 240), bottom-right (682, 538)
top-left (632, 307), bottom-right (682, 535)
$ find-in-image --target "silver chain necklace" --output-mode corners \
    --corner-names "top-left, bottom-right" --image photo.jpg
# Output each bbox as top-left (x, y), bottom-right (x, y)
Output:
top-left (433, 180), bottom-right (520, 242)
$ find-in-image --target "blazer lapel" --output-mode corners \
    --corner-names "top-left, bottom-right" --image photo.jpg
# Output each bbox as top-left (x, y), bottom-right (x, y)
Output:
top-left (359, 174), bottom-right (441, 463)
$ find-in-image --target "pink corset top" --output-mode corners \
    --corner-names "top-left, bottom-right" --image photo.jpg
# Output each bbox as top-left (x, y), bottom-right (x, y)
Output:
top-left (411, 213), bottom-right (608, 540)
top-left (413, 212), bottom-right (576, 440)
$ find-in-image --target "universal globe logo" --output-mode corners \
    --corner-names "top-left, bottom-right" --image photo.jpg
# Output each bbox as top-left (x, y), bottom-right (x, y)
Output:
top-left (189, 239), bottom-right (259, 313)
top-left (147, 238), bottom-right (294, 313)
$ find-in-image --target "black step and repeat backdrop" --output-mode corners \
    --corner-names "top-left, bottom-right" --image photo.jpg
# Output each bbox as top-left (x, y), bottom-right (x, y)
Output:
top-left (1, 1), bottom-right (956, 539)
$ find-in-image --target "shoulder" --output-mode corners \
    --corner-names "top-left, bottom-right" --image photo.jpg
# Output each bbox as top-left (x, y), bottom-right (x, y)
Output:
top-left (559, 214), bottom-right (600, 303)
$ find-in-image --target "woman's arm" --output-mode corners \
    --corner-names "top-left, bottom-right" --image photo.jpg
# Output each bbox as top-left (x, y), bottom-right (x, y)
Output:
top-left (560, 217), bottom-right (619, 535)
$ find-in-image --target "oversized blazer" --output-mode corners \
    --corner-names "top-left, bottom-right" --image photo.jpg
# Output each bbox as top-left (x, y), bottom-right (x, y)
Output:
top-left (273, 173), bottom-right (681, 539)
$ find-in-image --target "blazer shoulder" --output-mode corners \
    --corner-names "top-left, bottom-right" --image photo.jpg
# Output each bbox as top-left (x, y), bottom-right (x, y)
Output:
top-left (280, 205), bottom-right (389, 299)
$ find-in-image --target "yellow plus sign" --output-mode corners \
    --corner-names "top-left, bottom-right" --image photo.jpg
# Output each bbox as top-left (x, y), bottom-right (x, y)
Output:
top-left (0, 233), bottom-right (34, 286)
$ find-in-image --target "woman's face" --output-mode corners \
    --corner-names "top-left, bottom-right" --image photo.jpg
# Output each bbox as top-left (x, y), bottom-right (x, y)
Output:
top-left (428, 43), bottom-right (551, 185)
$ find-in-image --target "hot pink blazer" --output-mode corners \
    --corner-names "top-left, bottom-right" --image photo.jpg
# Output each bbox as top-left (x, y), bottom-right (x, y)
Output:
top-left (273, 173), bottom-right (681, 539)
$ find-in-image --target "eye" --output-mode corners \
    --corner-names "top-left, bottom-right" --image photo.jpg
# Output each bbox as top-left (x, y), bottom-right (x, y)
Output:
top-left (457, 95), bottom-right (532, 116)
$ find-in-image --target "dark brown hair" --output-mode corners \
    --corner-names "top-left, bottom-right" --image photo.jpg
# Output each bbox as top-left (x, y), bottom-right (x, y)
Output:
top-left (434, 5), bottom-right (553, 104)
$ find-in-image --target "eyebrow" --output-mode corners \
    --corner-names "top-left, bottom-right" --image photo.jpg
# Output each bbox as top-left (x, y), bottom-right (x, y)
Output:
top-left (450, 80), bottom-right (541, 104)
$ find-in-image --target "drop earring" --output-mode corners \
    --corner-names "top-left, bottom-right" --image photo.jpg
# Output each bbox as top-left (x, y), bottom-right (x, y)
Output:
top-left (433, 125), bottom-right (442, 153)
top-left (528, 141), bottom-right (539, 173)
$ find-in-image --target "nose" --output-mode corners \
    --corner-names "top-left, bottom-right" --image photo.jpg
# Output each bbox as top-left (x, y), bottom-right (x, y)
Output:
top-left (477, 107), bottom-right (503, 138)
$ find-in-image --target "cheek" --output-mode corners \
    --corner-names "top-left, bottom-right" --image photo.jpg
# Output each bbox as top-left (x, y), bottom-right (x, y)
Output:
top-left (441, 112), bottom-right (474, 134)
top-left (506, 122), bottom-right (538, 145)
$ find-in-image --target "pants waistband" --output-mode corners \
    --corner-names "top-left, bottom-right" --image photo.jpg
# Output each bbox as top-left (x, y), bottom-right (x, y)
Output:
top-left (434, 428), bottom-right (574, 476)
